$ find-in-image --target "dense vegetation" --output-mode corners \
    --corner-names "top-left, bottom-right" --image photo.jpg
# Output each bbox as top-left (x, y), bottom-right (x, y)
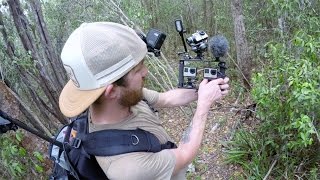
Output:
top-left (226, 1), bottom-right (320, 179)
top-left (0, 0), bottom-right (319, 179)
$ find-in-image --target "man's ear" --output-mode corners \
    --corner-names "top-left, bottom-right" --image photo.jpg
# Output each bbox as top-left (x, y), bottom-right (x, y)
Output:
top-left (104, 84), bottom-right (117, 99)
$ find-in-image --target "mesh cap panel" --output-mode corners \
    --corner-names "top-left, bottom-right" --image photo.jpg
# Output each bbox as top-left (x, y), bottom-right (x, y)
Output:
top-left (60, 22), bottom-right (147, 90)
top-left (81, 24), bottom-right (133, 75)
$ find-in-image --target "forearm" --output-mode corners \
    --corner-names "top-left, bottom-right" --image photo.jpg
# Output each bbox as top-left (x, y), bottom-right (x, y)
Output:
top-left (169, 78), bottom-right (229, 175)
top-left (170, 105), bottom-right (209, 174)
top-left (155, 88), bottom-right (197, 108)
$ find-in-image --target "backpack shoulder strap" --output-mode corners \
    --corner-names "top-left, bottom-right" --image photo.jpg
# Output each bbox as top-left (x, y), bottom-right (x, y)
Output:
top-left (63, 113), bottom-right (108, 179)
top-left (82, 128), bottom-right (176, 156)
top-left (70, 113), bottom-right (176, 156)
top-left (67, 113), bottom-right (89, 149)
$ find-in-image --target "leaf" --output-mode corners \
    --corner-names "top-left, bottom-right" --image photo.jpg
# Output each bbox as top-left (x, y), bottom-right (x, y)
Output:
top-left (15, 132), bottom-right (23, 142)
top-left (15, 164), bottom-right (23, 174)
top-left (300, 132), bottom-right (306, 141)
top-left (33, 151), bottom-right (44, 162)
top-left (10, 145), bottom-right (18, 155)
top-left (18, 147), bottom-right (27, 156)
top-left (35, 164), bottom-right (44, 173)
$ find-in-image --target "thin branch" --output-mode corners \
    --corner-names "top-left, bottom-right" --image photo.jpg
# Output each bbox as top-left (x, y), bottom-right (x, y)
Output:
top-left (147, 56), bottom-right (171, 90)
top-left (160, 52), bottom-right (179, 83)
top-left (227, 53), bottom-right (252, 89)
top-left (263, 158), bottom-right (278, 180)
top-left (109, 0), bottom-right (135, 27)
top-left (0, 59), bottom-right (4, 82)
top-left (155, 54), bottom-right (178, 89)
top-left (147, 70), bottom-right (166, 91)
top-left (149, 55), bottom-right (175, 89)
top-left (311, 121), bottom-right (320, 143)
top-left (233, 90), bottom-right (242, 106)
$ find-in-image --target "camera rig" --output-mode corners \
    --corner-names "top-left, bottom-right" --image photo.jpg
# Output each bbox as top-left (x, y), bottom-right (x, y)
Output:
top-left (175, 19), bottom-right (228, 89)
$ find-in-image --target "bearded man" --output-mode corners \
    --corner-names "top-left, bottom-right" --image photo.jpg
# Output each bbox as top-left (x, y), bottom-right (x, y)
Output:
top-left (59, 22), bottom-right (229, 180)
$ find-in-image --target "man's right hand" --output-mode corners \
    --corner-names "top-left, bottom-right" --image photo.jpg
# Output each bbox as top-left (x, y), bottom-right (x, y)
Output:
top-left (197, 78), bottom-right (230, 111)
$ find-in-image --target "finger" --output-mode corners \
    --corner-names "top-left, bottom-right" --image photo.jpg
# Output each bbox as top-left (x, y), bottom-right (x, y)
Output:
top-left (210, 78), bottom-right (224, 85)
top-left (223, 77), bottom-right (230, 83)
top-left (220, 84), bottom-right (229, 90)
top-left (200, 79), bottom-right (209, 86)
top-left (221, 90), bottom-right (229, 96)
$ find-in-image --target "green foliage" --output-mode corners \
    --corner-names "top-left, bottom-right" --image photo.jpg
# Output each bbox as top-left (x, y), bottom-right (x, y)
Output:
top-left (120, 1), bottom-right (150, 29)
top-left (0, 131), bottom-right (46, 178)
top-left (227, 0), bottom-right (320, 179)
top-left (226, 130), bottom-right (272, 179)
top-left (228, 36), bottom-right (320, 179)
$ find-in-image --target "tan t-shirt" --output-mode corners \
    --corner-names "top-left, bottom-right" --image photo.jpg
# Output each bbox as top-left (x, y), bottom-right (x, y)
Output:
top-left (89, 88), bottom-right (186, 180)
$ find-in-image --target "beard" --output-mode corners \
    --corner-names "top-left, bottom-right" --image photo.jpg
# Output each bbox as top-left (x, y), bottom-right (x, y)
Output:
top-left (118, 87), bottom-right (143, 107)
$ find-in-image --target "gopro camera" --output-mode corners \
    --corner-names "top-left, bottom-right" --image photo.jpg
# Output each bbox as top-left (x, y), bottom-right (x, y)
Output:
top-left (203, 68), bottom-right (218, 80)
top-left (183, 67), bottom-right (197, 77)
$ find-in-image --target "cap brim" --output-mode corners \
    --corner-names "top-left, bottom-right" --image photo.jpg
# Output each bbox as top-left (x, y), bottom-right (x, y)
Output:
top-left (59, 80), bottom-right (106, 117)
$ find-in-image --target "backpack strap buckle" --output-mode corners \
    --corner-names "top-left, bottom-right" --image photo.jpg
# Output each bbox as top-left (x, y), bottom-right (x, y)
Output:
top-left (131, 134), bottom-right (140, 145)
top-left (70, 138), bottom-right (81, 148)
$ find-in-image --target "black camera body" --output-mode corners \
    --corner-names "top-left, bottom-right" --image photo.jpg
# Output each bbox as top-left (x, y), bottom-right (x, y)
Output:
top-left (175, 19), bottom-right (228, 89)
top-left (146, 29), bottom-right (166, 50)
top-left (138, 28), bottom-right (166, 57)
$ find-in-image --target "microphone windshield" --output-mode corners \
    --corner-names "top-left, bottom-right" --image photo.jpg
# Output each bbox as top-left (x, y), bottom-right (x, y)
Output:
top-left (208, 35), bottom-right (229, 58)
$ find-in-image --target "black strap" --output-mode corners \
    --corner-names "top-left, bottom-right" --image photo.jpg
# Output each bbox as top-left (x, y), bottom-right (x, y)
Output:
top-left (143, 99), bottom-right (158, 113)
top-left (70, 112), bottom-right (177, 156)
top-left (82, 128), bottom-right (176, 156)
top-left (161, 141), bottom-right (177, 149)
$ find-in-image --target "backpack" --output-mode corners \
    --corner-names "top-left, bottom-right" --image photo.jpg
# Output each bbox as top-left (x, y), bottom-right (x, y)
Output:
top-left (48, 113), bottom-right (176, 180)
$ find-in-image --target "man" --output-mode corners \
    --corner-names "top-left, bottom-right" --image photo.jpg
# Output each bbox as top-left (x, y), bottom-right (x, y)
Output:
top-left (59, 22), bottom-right (229, 179)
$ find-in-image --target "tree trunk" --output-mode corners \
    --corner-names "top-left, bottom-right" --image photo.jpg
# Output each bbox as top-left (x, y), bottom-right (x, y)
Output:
top-left (231, 0), bottom-right (252, 90)
top-left (28, 0), bottom-right (67, 89)
top-left (1, 10), bottom-right (66, 132)
top-left (0, 11), bottom-right (15, 58)
top-left (185, 0), bottom-right (194, 31)
top-left (6, 0), bottom-right (68, 124)
top-left (208, 0), bottom-right (214, 35)
top-left (0, 81), bottom-right (52, 136)
top-left (203, 0), bottom-right (208, 24)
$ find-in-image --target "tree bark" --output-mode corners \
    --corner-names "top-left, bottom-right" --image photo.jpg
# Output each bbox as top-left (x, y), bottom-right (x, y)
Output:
top-left (231, 0), bottom-right (252, 90)
top-left (203, 0), bottom-right (209, 26)
top-left (28, 0), bottom-right (67, 89)
top-left (1, 10), bottom-right (67, 131)
top-left (7, 0), bottom-right (67, 122)
top-left (0, 81), bottom-right (52, 136)
top-left (186, 0), bottom-right (194, 31)
top-left (0, 11), bottom-right (15, 58)
top-left (6, 0), bottom-right (68, 125)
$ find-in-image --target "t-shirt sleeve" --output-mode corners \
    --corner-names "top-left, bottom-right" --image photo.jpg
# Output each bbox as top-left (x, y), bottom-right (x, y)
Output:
top-left (96, 150), bottom-right (176, 180)
top-left (142, 88), bottom-right (159, 106)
